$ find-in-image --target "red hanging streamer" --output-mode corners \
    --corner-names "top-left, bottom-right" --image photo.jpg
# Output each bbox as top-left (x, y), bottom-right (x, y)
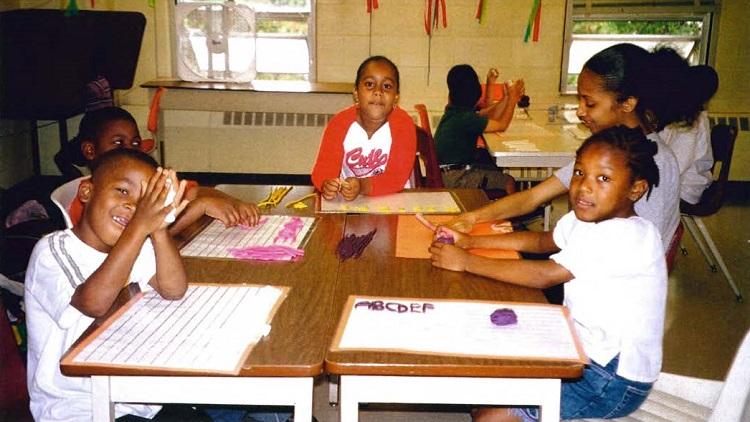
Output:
top-left (366, 0), bottom-right (379, 14)
top-left (424, 0), bottom-right (447, 35)
top-left (532, 0), bottom-right (542, 42)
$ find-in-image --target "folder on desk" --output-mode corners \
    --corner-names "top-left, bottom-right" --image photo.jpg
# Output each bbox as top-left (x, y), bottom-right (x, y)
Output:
top-left (395, 215), bottom-right (518, 259)
top-left (62, 284), bottom-right (288, 375)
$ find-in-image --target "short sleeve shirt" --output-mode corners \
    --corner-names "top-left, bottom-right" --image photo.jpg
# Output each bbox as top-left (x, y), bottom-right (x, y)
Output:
top-left (25, 230), bottom-right (160, 421)
top-left (434, 105), bottom-right (488, 165)
top-left (551, 211), bottom-right (667, 383)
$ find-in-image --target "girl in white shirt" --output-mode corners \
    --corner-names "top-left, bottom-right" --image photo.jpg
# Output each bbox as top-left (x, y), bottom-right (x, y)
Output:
top-left (430, 125), bottom-right (667, 422)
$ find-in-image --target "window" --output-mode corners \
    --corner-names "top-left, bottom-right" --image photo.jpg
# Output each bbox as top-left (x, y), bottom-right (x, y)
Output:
top-left (175, 0), bottom-right (314, 81)
top-left (560, 0), bottom-right (718, 93)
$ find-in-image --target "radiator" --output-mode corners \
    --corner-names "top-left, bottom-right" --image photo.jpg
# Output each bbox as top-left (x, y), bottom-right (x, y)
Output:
top-left (159, 89), bottom-right (351, 175)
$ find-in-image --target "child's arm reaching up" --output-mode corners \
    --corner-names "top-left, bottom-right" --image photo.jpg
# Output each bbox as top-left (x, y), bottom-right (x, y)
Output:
top-left (429, 229), bottom-right (573, 289)
top-left (71, 169), bottom-right (188, 317)
top-left (148, 170), bottom-right (189, 300)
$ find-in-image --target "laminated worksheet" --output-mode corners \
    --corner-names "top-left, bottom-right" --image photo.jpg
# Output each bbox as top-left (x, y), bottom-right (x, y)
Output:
top-left (331, 295), bottom-right (587, 363)
top-left (320, 191), bottom-right (462, 214)
top-left (181, 215), bottom-right (316, 260)
top-left (63, 284), bottom-right (288, 374)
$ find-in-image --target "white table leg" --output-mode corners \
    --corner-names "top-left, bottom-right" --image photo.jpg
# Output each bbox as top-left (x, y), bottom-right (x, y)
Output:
top-left (339, 375), bottom-right (560, 422)
top-left (90, 376), bottom-right (313, 422)
top-left (91, 376), bottom-right (115, 422)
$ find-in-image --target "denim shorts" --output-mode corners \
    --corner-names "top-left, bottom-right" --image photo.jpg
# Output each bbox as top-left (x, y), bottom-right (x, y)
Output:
top-left (561, 355), bottom-right (653, 419)
top-left (505, 355), bottom-right (653, 422)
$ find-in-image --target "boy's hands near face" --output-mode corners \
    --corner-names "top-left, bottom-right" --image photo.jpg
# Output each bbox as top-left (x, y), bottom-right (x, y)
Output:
top-left (132, 168), bottom-right (188, 235)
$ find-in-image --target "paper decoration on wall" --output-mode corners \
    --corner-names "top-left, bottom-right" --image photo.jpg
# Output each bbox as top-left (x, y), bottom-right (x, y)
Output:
top-left (65, 0), bottom-right (79, 16)
top-left (475, 0), bottom-right (487, 23)
top-left (424, 0), bottom-right (448, 85)
top-left (366, 0), bottom-right (379, 13)
top-left (524, 0), bottom-right (542, 43)
top-left (424, 0), bottom-right (447, 35)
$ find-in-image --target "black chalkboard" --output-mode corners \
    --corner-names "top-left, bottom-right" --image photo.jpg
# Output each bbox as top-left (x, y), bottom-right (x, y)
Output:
top-left (0, 9), bottom-right (146, 120)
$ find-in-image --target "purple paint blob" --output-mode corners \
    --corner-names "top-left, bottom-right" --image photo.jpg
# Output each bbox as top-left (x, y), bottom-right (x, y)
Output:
top-left (490, 308), bottom-right (517, 326)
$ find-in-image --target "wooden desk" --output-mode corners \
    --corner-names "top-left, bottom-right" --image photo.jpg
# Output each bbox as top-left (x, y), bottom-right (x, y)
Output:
top-left (62, 185), bottom-right (343, 422)
top-left (61, 186), bottom-right (581, 422)
top-left (326, 189), bottom-right (583, 422)
top-left (484, 119), bottom-right (584, 230)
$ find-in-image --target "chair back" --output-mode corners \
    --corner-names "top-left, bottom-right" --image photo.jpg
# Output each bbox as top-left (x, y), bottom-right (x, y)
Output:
top-left (681, 124), bottom-right (737, 217)
top-left (413, 127), bottom-right (444, 188)
top-left (414, 104), bottom-right (433, 134)
top-left (709, 328), bottom-right (750, 421)
top-left (51, 177), bottom-right (84, 228)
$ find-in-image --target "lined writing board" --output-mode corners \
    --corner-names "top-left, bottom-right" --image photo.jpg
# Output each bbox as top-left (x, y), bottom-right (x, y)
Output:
top-left (331, 295), bottom-right (587, 363)
top-left (319, 191), bottom-right (462, 214)
top-left (181, 215), bottom-right (316, 260)
top-left (63, 284), bottom-right (288, 374)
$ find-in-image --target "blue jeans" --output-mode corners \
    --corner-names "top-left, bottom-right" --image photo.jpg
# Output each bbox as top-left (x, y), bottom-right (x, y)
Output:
top-left (505, 355), bottom-right (653, 422)
top-left (561, 355), bottom-right (653, 419)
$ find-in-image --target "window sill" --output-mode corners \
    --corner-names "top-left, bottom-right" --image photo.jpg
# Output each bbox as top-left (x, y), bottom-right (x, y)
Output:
top-left (141, 79), bottom-right (352, 95)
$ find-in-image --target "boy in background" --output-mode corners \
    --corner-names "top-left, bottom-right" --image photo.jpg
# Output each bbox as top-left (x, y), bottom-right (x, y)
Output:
top-left (434, 65), bottom-right (524, 194)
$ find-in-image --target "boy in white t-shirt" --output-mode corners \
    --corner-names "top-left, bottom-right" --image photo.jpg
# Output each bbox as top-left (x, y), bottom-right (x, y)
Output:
top-left (25, 148), bottom-right (189, 421)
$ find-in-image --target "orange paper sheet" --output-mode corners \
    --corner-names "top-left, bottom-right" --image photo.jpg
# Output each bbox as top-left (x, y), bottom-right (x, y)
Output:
top-left (395, 215), bottom-right (519, 259)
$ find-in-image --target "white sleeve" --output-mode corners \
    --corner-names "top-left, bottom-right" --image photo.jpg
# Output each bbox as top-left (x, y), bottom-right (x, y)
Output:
top-left (553, 160), bottom-right (575, 189)
top-left (551, 218), bottom-right (660, 280)
top-left (24, 237), bottom-right (83, 329)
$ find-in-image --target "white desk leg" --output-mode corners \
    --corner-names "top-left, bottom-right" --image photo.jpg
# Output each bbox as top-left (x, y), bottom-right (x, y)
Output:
top-left (292, 377), bottom-right (314, 422)
top-left (339, 376), bottom-right (359, 422)
top-left (91, 376), bottom-right (115, 422)
top-left (339, 376), bottom-right (560, 422)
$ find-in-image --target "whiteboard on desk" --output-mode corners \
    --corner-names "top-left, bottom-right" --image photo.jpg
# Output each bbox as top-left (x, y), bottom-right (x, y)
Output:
top-left (181, 215), bottom-right (316, 259)
top-left (319, 191), bottom-right (462, 214)
top-left (331, 296), bottom-right (587, 362)
top-left (62, 284), bottom-right (288, 375)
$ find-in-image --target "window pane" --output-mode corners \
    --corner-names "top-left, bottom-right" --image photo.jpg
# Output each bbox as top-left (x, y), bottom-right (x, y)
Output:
top-left (564, 19), bottom-right (703, 91)
top-left (176, 0), bottom-right (313, 80)
top-left (256, 38), bottom-right (309, 74)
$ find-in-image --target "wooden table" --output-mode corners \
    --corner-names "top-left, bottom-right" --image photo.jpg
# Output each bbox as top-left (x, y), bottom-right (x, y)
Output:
top-left (484, 118), bottom-right (585, 230)
top-left (61, 185), bottom-right (342, 422)
top-left (326, 190), bottom-right (584, 422)
top-left (61, 186), bottom-right (582, 422)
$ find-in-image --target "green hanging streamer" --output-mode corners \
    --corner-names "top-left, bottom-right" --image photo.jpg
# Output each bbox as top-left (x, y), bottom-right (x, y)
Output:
top-left (65, 0), bottom-right (79, 16)
top-left (523, 0), bottom-right (540, 42)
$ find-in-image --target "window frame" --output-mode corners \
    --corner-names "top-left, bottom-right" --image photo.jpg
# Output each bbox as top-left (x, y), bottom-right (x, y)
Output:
top-left (559, 1), bottom-right (717, 94)
top-left (171, 0), bottom-right (316, 81)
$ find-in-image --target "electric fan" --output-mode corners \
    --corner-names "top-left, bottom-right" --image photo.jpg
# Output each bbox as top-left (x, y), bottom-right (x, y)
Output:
top-left (175, 1), bottom-right (256, 82)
